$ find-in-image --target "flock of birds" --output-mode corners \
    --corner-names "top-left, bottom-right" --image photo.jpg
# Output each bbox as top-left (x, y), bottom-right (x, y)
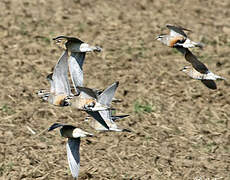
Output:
top-left (37, 24), bottom-right (225, 179)
top-left (37, 36), bottom-right (130, 178)
top-left (156, 24), bottom-right (225, 90)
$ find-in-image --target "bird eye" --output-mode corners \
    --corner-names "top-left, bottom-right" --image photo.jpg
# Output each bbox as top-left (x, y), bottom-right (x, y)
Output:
top-left (37, 90), bottom-right (44, 94)
top-left (55, 39), bottom-right (61, 43)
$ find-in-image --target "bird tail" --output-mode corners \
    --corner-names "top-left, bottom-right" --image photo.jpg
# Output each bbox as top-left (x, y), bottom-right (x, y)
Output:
top-left (94, 46), bottom-right (102, 52)
top-left (109, 127), bottom-right (131, 132)
top-left (194, 41), bottom-right (204, 49)
top-left (85, 132), bottom-right (94, 137)
top-left (89, 45), bottom-right (102, 52)
top-left (209, 72), bottom-right (226, 80)
top-left (215, 74), bottom-right (226, 80)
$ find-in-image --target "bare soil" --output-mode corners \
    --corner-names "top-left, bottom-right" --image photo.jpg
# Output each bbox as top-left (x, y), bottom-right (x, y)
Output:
top-left (0, 0), bottom-right (230, 179)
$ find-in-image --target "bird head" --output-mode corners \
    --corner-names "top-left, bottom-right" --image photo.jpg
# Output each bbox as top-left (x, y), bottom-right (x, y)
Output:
top-left (180, 66), bottom-right (191, 72)
top-left (37, 89), bottom-right (46, 96)
top-left (53, 36), bottom-right (69, 49)
top-left (155, 34), bottom-right (166, 41)
top-left (60, 97), bottom-right (72, 107)
top-left (53, 36), bottom-right (84, 50)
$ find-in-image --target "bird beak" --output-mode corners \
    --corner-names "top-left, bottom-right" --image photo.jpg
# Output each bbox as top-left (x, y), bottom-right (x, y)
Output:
top-left (179, 67), bottom-right (184, 71)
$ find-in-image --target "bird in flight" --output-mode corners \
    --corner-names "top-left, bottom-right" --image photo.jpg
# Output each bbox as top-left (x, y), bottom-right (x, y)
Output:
top-left (48, 123), bottom-right (93, 179)
top-left (78, 82), bottom-right (130, 132)
top-left (180, 66), bottom-right (225, 90)
top-left (38, 50), bottom-right (72, 106)
top-left (156, 25), bottom-right (207, 73)
top-left (70, 82), bottom-right (121, 130)
top-left (85, 109), bottom-right (130, 132)
top-left (156, 24), bottom-right (204, 49)
top-left (53, 36), bottom-right (102, 94)
top-left (155, 24), bottom-right (226, 88)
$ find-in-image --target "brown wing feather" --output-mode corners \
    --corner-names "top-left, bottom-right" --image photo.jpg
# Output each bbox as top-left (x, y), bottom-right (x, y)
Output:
top-left (201, 80), bottom-right (217, 90)
top-left (166, 24), bottom-right (191, 37)
top-left (184, 49), bottom-right (209, 74)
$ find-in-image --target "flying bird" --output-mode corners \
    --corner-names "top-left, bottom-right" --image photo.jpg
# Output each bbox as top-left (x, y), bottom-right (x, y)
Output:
top-left (70, 82), bottom-right (120, 130)
top-left (53, 36), bottom-right (102, 94)
top-left (48, 123), bottom-right (93, 179)
top-left (156, 24), bottom-right (204, 49)
top-left (85, 109), bottom-right (130, 132)
top-left (75, 81), bottom-right (130, 132)
top-left (175, 47), bottom-right (209, 74)
top-left (180, 66), bottom-right (225, 89)
top-left (38, 50), bottom-right (72, 106)
top-left (53, 36), bottom-right (102, 53)
top-left (156, 25), bottom-right (210, 75)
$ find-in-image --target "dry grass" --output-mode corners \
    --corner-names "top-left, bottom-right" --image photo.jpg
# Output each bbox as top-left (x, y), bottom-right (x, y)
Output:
top-left (0, 0), bottom-right (230, 179)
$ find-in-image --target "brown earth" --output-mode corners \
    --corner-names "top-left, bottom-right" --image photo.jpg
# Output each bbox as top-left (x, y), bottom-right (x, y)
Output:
top-left (0, 0), bottom-right (230, 179)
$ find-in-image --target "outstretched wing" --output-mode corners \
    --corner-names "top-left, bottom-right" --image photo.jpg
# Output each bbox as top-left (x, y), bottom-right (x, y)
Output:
top-left (98, 82), bottom-right (119, 106)
top-left (166, 24), bottom-right (190, 38)
top-left (53, 50), bottom-right (71, 95)
top-left (201, 80), bottom-right (217, 90)
top-left (77, 86), bottom-right (98, 99)
top-left (99, 110), bottom-right (129, 132)
top-left (68, 52), bottom-right (85, 93)
top-left (46, 73), bottom-right (55, 94)
top-left (112, 114), bottom-right (129, 121)
top-left (86, 111), bottom-right (109, 130)
top-left (70, 52), bottom-right (86, 69)
top-left (66, 138), bottom-right (81, 178)
top-left (176, 47), bottom-right (209, 74)
top-left (184, 49), bottom-right (209, 74)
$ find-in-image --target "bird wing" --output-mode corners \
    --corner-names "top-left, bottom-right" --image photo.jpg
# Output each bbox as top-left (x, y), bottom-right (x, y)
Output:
top-left (176, 47), bottom-right (209, 74)
top-left (66, 138), bottom-right (80, 178)
top-left (99, 110), bottom-right (129, 132)
top-left (166, 24), bottom-right (190, 38)
top-left (201, 80), bottom-right (217, 90)
top-left (70, 52), bottom-right (86, 69)
top-left (53, 50), bottom-right (71, 95)
top-left (100, 110), bottom-right (119, 128)
top-left (111, 114), bottom-right (129, 121)
top-left (46, 73), bottom-right (55, 94)
top-left (184, 49), bottom-right (209, 74)
top-left (98, 82), bottom-right (119, 106)
top-left (99, 109), bottom-right (111, 122)
top-left (68, 52), bottom-right (85, 93)
top-left (77, 86), bottom-right (98, 99)
top-left (86, 111), bottom-right (109, 130)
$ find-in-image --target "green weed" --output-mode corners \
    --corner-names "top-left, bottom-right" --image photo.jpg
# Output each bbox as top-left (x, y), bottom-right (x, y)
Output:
top-left (134, 100), bottom-right (153, 113)
top-left (0, 104), bottom-right (15, 115)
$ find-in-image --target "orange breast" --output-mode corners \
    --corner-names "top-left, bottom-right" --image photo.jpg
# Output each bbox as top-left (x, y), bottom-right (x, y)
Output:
top-left (74, 97), bottom-right (96, 109)
top-left (169, 36), bottom-right (185, 47)
top-left (85, 99), bottom-right (95, 105)
top-left (53, 94), bottom-right (67, 106)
